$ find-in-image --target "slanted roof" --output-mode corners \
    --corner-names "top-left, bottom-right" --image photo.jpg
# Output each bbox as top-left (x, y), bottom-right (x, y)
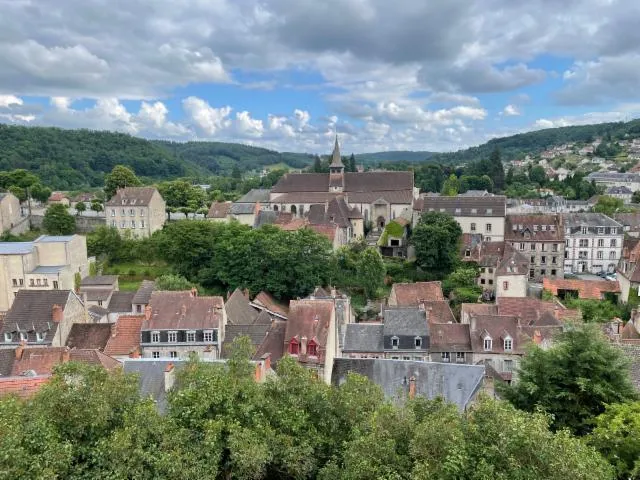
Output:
top-left (343, 323), bottom-right (384, 353)
top-left (225, 288), bottom-right (259, 325)
top-left (80, 275), bottom-right (118, 287)
top-left (132, 280), bottom-right (156, 305)
top-left (330, 136), bottom-right (344, 168)
top-left (254, 320), bottom-right (287, 362)
top-left (562, 212), bottom-right (622, 229)
top-left (105, 187), bottom-right (159, 206)
top-left (271, 171), bottom-right (413, 195)
top-left (104, 315), bottom-right (144, 356)
top-left (123, 359), bottom-right (184, 412)
top-left (252, 291), bottom-right (289, 318)
top-left (0, 290), bottom-right (74, 344)
top-left (230, 202), bottom-right (257, 215)
top-left (236, 189), bottom-right (270, 203)
top-left (391, 281), bottom-right (445, 306)
top-left (0, 242), bottom-right (35, 255)
top-left (430, 323), bottom-right (472, 352)
top-left (331, 358), bottom-right (485, 411)
top-left (144, 291), bottom-right (224, 330)
top-left (82, 288), bottom-right (113, 302)
top-left (11, 347), bottom-right (119, 375)
top-left (419, 195), bottom-right (506, 217)
top-left (617, 344), bottom-right (640, 392)
top-left (421, 301), bottom-right (456, 324)
top-left (383, 308), bottom-right (428, 337)
top-left (496, 297), bottom-right (580, 325)
top-left (505, 215), bottom-right (564, 242)
top-left (223, 324), bottom-right (270, 356)
top-left (207, 201), bottom-right (232, 219)
top-left (285, 299), bottom-right (334, 349)
top-left (469, 315), bottom-right (521, 353)
top-left (107, 291), bottom-right (135, 313)
top-left (543, 277), bottom-right (620, 300)
top-left (0, 375), bottom-right (51, 398)
top-left (66, 323), bottom-right (112, 350)
top-left (88, 305), bottom-right (109, 322)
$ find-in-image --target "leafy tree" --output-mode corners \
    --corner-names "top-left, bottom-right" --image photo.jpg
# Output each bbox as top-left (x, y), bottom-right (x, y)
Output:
top-left (489, 147), bottom-right (505, 190)
top-left (415, 164), bottom-right (445, 193)
top-left (441, 174), bottom-right (460, 196)
top-left (8, 185), bottom-right (26, 202)
top-left (356, 248), bottom-right (386, 299)
top-left (312, 155), bottom-right (322, 173)
top-left (86, 226), bottom-right (123, 260)
top-left (104, 165), bottom-right (141, 199)
top-left (75, 201), bottom-right (86, 215)
top-left (506, 166), bottom-right (514, 185)
top-left (42, 204), bottom-right (75, 235)
top-left (459, 174), bottom-right (493, 193)
top-left (589, 401), bottom-right (640, 479)
top-left (529, 165), bottom-right (548, 186)
top-left (500, 325), bottom-right (637, 435)
top-left (90, 200), bottom-right (103, 213)
top-left (411, 211), bottom-right (462, 276)
top-left (155, 274), bottom-right (194, 291)
top-left (594, 195), bottom-right (626, 215)
top-left (348, 153), bottom-right (357, 173)
top-left (30, 183), bottom-right (52, 203)
top-left (633, 190), bottom-right (640, 204)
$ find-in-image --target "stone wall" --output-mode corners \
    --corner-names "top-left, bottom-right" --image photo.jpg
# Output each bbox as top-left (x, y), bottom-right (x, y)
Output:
top-left (30, 214), bottom-right (106, 233)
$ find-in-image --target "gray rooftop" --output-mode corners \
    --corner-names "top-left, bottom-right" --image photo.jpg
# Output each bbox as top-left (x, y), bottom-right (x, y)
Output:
top-left (81, 275), bottom-right (118, 286)
top-left (132, 280), bottom-right (155, 305)
top-left (332, 358), bottom-right (485, 411)
top-left (36, 235), bottom-right (76, 243)
top-left (383, 308), bottom-right (429, 337)
top-left (29, 265), bottom-right (66, 274)
top-left (0, 242), bottom-right (35, 255)
top-left (562, 213), bottom-right (623, 228)
top-left (230, 203), bottom-right (256, 215)
top-left (587, 172), bottom-right (640, 181)
top-left (235, 189), bottom-right (271, 203)
top-left (343, 323), bottom-right (384, 353)
top-left (606, 186), bottom-right (633, 194)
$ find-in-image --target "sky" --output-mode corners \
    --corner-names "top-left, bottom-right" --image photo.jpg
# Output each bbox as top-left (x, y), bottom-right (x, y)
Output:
top-left (1, 0), bottom-right (640, 154)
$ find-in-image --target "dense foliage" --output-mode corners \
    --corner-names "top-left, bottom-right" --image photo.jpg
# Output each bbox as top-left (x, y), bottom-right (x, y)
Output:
top-left (412, 211), bottom-right (462, 277)
top-left (0, 342), bottom-right (615, 480)
top-left (42, 204), bottom-right (75, 235)
top-left (104, 165), bottom-right (142, 199)
top-left (500, 326), bottom-right (637, 435)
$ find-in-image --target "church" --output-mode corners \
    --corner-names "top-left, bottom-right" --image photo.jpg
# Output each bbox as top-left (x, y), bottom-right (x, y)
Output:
top-left (269, 138), bottom-right (417, 234)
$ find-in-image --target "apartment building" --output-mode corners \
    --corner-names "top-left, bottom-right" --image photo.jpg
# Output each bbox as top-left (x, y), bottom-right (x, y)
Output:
top-left (563, 213), bottom-right (623, 274)
top-left (105, 187), bottom-right (166, 238)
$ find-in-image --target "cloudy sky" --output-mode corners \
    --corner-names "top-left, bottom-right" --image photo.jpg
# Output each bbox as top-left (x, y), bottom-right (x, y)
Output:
top-left (1, 0), bottom-right (640, 153)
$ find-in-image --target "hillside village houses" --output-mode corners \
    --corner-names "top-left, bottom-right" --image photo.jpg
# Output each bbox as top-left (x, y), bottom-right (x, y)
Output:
top-left (105, 187), bottom-right (166, 238)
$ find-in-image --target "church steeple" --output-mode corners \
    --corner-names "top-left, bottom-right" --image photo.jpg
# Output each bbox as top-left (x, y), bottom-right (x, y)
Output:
top-left (329, 135), bottom-right (345, 193)
top-left (330, 135), bottom-right (344, 169)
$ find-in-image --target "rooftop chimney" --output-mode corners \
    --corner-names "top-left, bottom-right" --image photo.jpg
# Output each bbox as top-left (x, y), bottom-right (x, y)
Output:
top-left (408, 376), bottom-right (416, 399)
top-left (190, 287), bottom-right (198, 298)
top-left (52, 304), bottom-right (64, 323)
top-left (144, 305), bottom-right (152, 321)
top-left (164, 363), bottom-right (175, 392)
top-left (15, 341), bottom-right (25, 360)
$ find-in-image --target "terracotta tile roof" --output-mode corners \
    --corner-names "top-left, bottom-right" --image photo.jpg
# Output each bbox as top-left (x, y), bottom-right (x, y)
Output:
top-left (505, 215), bottom-right (564, 242)
top-left (309, 224), bottom-right (338, 242)
top-left (430, 323), bottom-right (472, 352)
top-left (144, 291), bottom-right (224, 330)
top-left (461, 303), bottom-right (498, 321)
top-left (496, 297), bottom-right (581, 325)
top-left (0, 375), bottom-right (50, 398)
top-left (252, 291), bottom-right (289, 318)
top-left (69, 350), bottom-right (120, 370)
top-left (469, 315), bottom-right (523, 354)
top-left (622, 321), bottom-right (640, 340)
top-left (543, 278), bottom-right (620, 300)
top-left (11, 346), bottom-right (120, 375)
top-left (104, 315), bottom-right (144, 356)
top-left (48, 192), bottom-right (68, 201)
top-left (105, 187), bottom-right (159, 206)
top-left (66, 323), bottom-right (112, 350)
top-left (207, 201), bottom-right (232, 218)
top-left (272, 171), bottom-right (413, 194)
top-left (390, 282), bottom-right (445, 306)
top-left (421, 301), bottom-right (456, 324)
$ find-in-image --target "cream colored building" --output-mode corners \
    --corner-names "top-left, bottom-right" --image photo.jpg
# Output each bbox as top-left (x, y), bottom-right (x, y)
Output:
top-left (0, 235), bottom-right (90, 312)
top-left (106, 187), bottom-right (166, 238)
top-left (0, 192), bottom-right (21, 234)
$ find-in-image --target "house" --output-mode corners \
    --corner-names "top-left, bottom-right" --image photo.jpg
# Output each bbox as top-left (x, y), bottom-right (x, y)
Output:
top-left (275, 216), bottom-right (344, 249)
top-left (228, 202), bottom-right (261, 226)
top-left (505, 214), bottom-right (565, 282)
top-left (586, 172), bottom-right (640, 192)
top-left (251, 291), bottom-right (289, 319)
top-left (284, 299), bottom-right (337, 383)
top-left (341, 322), bottom-right (384, 359)
top-left (270, 137), bottom-right (416, 231)
top-left (606, 186), bottom-right (633, 204)
top-left (70, 192), bottom-right (97, 210)
top-left (103, 315), bottom-right (144, 360)
top-left (383, 307), bottom-right (429, 361)
top-left (429, 323), bottom-right (472, 364)
top-left (377, 217), bottom-right (411, 257)
top-left (206, 201), bottom-right (232, 222)
top-left (562, 213), bottom-right (623, 274)
top-left (79, 275), bottom-right (119, 308)
top-left (617, 238), bottom-right (640, 303)
top-left (460, 297), bottom-right (580, 326)
top-left (307, 196), bottom-right (364, 244)
top-left (8, 345), bottom-right (119, 376)
top-left (415, 194), bottom-right (507, 242)
top-left (105, 187), bottom-right (166, 238)
top-left (106, 291), bottom-right (136, 320)
top-left (0, 234), bottom-right (90, 312)
top-left (48, 192), bottom-right (70, 206)
top-left (0, 290), bottom-right (87, 348)
top-left (543, 277), bottom-right (620, 301)
top-left (331, 358), bottom-right (485, 411)
top-left (0, 192), bottom-right (21, 234)
top-left (613, 213), bottom-right (640, 238)
top-left (388, 281), bottom-right (445, 306)
top-left (222, 288), bottom-right (273, 357)
top-left (617, 345), bottom-right (640, 392)
top-left (140, 290), bottom-right (226, 360)
top-left (132, 280), bottom-right (155, 315)
top-left (466, 241), bottom-right (529, 297)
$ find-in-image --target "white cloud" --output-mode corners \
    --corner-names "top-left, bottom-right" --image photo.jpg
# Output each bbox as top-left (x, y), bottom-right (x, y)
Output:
top-left (0, 94), bottom-right (23, 108)
top-left (502, 104), bottom-right (521, 116)
top-left (182, 96), bottom-right (232, 136)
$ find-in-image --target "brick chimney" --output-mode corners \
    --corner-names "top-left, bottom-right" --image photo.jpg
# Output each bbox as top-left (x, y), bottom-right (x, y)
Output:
top-left (110, 322), bottom-right (117, 337)
top-left (52, 304), bottom-right (64, 323)
top-left (190, 287), bottom-right (198, 298)
top-left (62, 348), bottom-right (70, 363)
top-left (164, 363), bottom-right (175, 392)
top-left (15, 340), bottom-right (26, 360)
top-left (408, 376), bottom-right (416, 399)
top-left (533, 330), bottom-right (543, 345)
top-left (144, 305), bottom-right (152, 321)
top-left (261, 352), bottom-right (271, 372)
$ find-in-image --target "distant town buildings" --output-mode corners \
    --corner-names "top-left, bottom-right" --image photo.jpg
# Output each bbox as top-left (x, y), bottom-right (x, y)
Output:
top-left (563, 213), bottom-right (624, 274)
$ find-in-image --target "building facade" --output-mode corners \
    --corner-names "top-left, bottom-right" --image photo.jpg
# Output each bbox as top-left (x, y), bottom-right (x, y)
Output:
top-left (0, 192), bottom-right (21, 234)
top-left (106, 187), bottom-right (166, 238)
top-left (563, 213), bottom-right (623, 274)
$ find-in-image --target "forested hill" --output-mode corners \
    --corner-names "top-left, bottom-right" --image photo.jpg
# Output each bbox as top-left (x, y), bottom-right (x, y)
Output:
top-left (429, 118), bottom-right (640, 165)
top-left (355, 150), bottom-right (434, 163)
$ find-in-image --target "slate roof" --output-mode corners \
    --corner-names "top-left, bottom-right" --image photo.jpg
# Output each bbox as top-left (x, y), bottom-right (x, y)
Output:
top-left (123, 359), bottom-right (182, 412)
top-left (88, 305), bottom-right (109, 322)
top-left (236, 189), bottom-right (270, 203)
top-left (132, 280), bottom-right (156, 305)
top-left (0, 290), bottom-right (74, 344)
top-left (144, 291), bottom-right (224, 330)
top-left (252, 291), bottom-right (289, 318)
top-left (108, 291), bottom-right (135, 313)
top-left (104, 315), bottom-right (144, 356)
top-left (562, 212), bottom-right (622, 229)
top-left (430, 323), bottom-right (472, 352)
top-left (606, 186), bottom-right (633, 194)
top-left (225, 288), bottom-right (259, 325)
top-left (0, 242), bottom-right (35, 255)
top-left (80, 275), bottom-right (118, 286)
top-left (383, 308), bottom-right (429, 337)
top-left (417, 195), bottom-right (506, 217)
top-left (307, 197), bottom-right (362, 227)
top-left (254, 210), bottom-right (279, 228)
top-left (82, 288), bottom-right (113, 302)
top-left (0, 349), bottom-right (16, 377)
top-left (613, 213), bottom-right (640, 228)
top-left (342, 323), bottom-right (384, 353)
top-left (230, 202), bottom-right (257, 215)
top-left (66, 323), bottom-right (112, 350)
top-left (272, 171), bottom-right (413, 195)
top-left (253, 320), bottom-right (286, 362)
top-left (390, 281), bottom-right (445, 306)
top-left (105, 187), bottom-right (159, 206)
top-left (496, 245), bottom-right (530, 276)
top-left (331, 358), bottom-right (485, 411)
top-left (505, 215), bottom-right (564, 242)
top-left (223, 324), bottom-right (270, 356)
top-left (207, 201), bottom-right (232, 219)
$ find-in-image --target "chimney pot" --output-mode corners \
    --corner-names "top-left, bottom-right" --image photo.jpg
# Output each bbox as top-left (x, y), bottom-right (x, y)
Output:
top-left (164, 362), bottom-right (176, 392)
top-left (52, 304), bottom-right (64, 323)
top-left (144, 305), bottom-right (152, 321)
top-left (15, 341), bottom-right (26, 360)
top-left (409, 376), bottom-right (416, 399)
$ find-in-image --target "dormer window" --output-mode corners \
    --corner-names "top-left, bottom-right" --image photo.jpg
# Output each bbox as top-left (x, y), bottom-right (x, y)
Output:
top-left (307, 340), bottom-right (318, 357)
top-left (391, 336), bottom-right (399, 349)
top-left (581, 226), bottom-right (587, 235)
top-left (4, 333), bottom-right (11, 343)
top-left (471, 208), bottom-right (477, 214)
top-left (455, 208), bottom-right (461, 214)
top-left (483, 337), bottom-right (492, 351)
top-left (414, 337), bottom-right (422, 349)
top-left (186, 331), bottom-right (196, 342)
top-left (168, 331), bottom-right (177, 343)
top-left (504, 337), bottom-right (513, 352)
top-left (486, 208), bottom-right (492, 214)
top-left (19, 332), bottom-right (27, 342)
top-left (203, 330), bottom-right (214, 342)
top-left (36, 332), bottom-right (45, 343)
top-left (151, 331), bottom-right (160, 343)
top-left (289, 338), bottom-right (299, 355)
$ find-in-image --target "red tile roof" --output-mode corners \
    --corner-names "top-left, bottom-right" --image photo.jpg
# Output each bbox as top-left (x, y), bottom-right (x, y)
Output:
top-left (48, 192), bottom-right (68, 202)
top-left (104, 315), bottom-right (144, 356)
top-left (391, 282), bottom-right (445, 306)
top-left (284, 299), bottom-right (334, 364)
top-left (145, 291), bottom-right (224, 330)
top-left (496, 297), bottom-right (581, 325)
top-left (421, 301), bottom-right (456, 324)
top-left (253, 291), bottom-right (289, 318)
top-left (0, 375), bottom-right (50, 398)
top-left (430, 323), bottom-right (472, 351)
top-left (11, 347), bottom-right (120, 375)
top-left (543, 278), bottom-right (620, 300)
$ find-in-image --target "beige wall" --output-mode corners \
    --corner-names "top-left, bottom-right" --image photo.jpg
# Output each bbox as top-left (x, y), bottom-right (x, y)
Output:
top-left (142, 345), bottom-right (219, 360)
top-left (51, 292), bottom-right (88, 347)
top-left (0, 252), bottom-right (37, 311)
top-left (0, 193), bottom-right (21, 233)
top-left (229, 212), bottom-right (256, 226)
top-left (323, 308), bottom-right (337, 384)
top-left (495, 274), bottom-right (527, 298)
top-left (455, 216), bottom-right (505, 242)
top-left (107, 191), bottom-right (166, 238)
top-left (618, 273), bottom-right (632, 303)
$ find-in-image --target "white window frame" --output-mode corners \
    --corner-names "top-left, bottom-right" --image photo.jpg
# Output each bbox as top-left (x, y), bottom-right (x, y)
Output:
top-left (152, 351), bottom-right (160, 359)
top-left (483, 337), bottom-right (492, 351)
top-left (486, 223), bottom-right (492, 233)
top-left (169, 351), bottom-right (178, 358)
top-left (414, 336), bottom-right (422, 349)
top-left (203, 330), bottom-right (214, 343)
top-left (456, 352), bottom-right (465, 362)
top-left (4, 332), bottom-right (12, 343)
top-left (391, 336), bottom-right (399, 349)
top-left (168, 331), bottom-right (177, 343)
top-left (187, 330), bottom-right (197, 342)
top-left (470, 222), bottom-right (476, 232)
top-left (441, 352), bottom-right (450, 362)
top-left (19, 332), bottom-right (27, 342)
top-left (151, 331), bottom-right (160, 343)
top-left (504, 337), bottom-right (513, 352)
top-left (36, 332), bottom-right (45, 343)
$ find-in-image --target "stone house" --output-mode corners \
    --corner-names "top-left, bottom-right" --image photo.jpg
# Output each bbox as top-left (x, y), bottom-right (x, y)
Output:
top-left (466, 241), bottom-right (529, 298)
top-left (48, 192), bottom-right (70, 206)
top-left (132, 280), bottom-right (155, 315)
top-left (563, 213), bottom-right (623, 274)
top-left (103, 315), bottom-right (145, 361)
top-left (0, 290), bottom-right (88, 348)
top-left (0, 192), bottom-right (21, 234)
top-left (79, 275), bottom-right (119, 308)
top-left (206, 201), bottom-right (232, 222)
top-left (617, 238), bottom-right (640, 303)
top-left (105, 187), bottom-right (166, 238)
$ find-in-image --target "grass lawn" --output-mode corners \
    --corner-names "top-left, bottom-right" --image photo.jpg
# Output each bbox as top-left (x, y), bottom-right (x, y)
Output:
top-left (119, 278), bottom-right (143, 292)
top-left (103, 261), bottom-right (171, 277)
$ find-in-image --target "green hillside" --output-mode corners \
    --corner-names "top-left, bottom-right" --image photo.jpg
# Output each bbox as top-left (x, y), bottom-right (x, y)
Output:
top-left (355, 150), bottom-right (434, 164)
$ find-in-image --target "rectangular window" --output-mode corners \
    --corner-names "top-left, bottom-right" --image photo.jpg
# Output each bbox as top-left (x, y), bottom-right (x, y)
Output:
top-left (581, 227), bottom-right (588, 234)
top-left (480, 278), bottom-right (486, 285)
top-left (19, 279), bottom-right (23, 286)
top-left (610, 251), bottom-right (616, 260)
top-left (36, 332), bottom-right (44, 343)
top-left (611, 239), bottom-right (617, 248)
top-left (187, 331), bottom-right (196, 342)
top-left (130, 208), bottom-right (135, 216)
top-left (488, 279), bottom-right (493, 285)
top-left (541, 256), bottom-right (546, 264)
top-left (131, 220), bottom-right (136, 228)
top-left (504, 359), bottom-right (514, 372)
top-left (121, 209), bottom-right (126, 216)
top-left (97, 300), bottom-right (103, 307)
top-left (540, 269), bottom-right (546, 276)
top-left (551, 269), bottom-right (557, 275)
top-left (140, 209), bottom-right (145, 216)
top-left (455, 208), bottom-right (461, 214)
top-left (552, 244), bottom-right (558, 252)
top-left (503, 281), bottom-right (509, 291)
top-left (170, 351), bottom-right (178, 358)
top-left (520, 243), bottom-right (525, 250)
top-left (471, 208), bottom-right (477, 214)
top-left (485, 237), bottom-right (491, 242)
top-left (456, 352), bottom-right (465, 362)
top-left (168, 331), bottom-right (177, 343)
top-left (29, 279), bottom-right (34, 287)
top-left (53, 281), bottom-right (59, 289)
top-left (541, 243), bottom-right (546, 252)
top-left (136, 305), bottom-right (142, 313)
top-left (597, 251), bottom-right (603, 259)
top-left (111, 220), bottom-right (116, 227)
top-left (579, 239), bottom-right (589, 247)
top-left (12, 279), bottom-right (17, 287)
top-left (391, 337), bottom-right (399, 349)
top-left (140, 220), bottom-right (145, 228)
top-left (598, 227), bottom-right (604, 234)
top-left (415, 337), bottom-right (422, 348)
top-left (579, 251), bottom-right (588, 259)
top-left (529, 269), bottom-right (534, 278)
top-left (486, 208), bottom-right (493, 214)
top-left (598, 239), bottom-right (604, 247)
top-left (470, 223), bottom-right (476, 232)
top-left (531, 243), bottom-right (536, 250)
top-left (151, 331), bottom-right (160, 343)
top-left (403, 356), bottom-right (411, 361)
top-left (120, 221), bottom-right (125, 228)
top-left (552, 256), bottom-right (557, 264)
top-left (484, 338), bottom-right (492, 351)
top-left (441, 352), bottom-right (450, 362)
top-left (4, 333), bottom-right (12, 342)
top-left (530, 256), bottom-right (535, 264)
top-left (504, 338), bottom-right (513, 351)
top-left (488, 268), bottom-right (494, 274)
top-left (486, 223), bottom-right (492, 232)
top-left (152, 351), bottom-right (160, 359)
top-left (20, 332), bottom-right (27, 341)
top-left (111, 209), bottom-right (115, 217)
top-left (203, 331), bottom-right (213, 342)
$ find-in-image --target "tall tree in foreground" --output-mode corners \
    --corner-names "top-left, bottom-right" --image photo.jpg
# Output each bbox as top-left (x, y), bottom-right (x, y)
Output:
top-left (104, 165), bottom-right (141, 199)
top-left (356, 247), bottom-right (386, 299)
top-left (500, 325), bottom-right (637, 435)
top-left (488, 147), bottom-right (505, 190)
top-left (412, 211), bottom-right (462, 277)
top-left (43, 204), bottom-right (75, 235)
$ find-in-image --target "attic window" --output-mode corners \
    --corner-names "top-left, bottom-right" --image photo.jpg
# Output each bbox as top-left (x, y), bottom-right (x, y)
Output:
top-left (391, 336), bottom-right (399, 349)
top-left (483, 337), bottom-right (492, 351)
top-left (541, 225), bottom-right (547, 231)
top-left (504, 337), bottom-right (513, 352)
top-left (308, 340), bottom-right (318, 357)
top-left (486, 208), bottom-right (492, 214)
top-left (36, 332), bottom-right (45, 343)
top-left (151, 331), bottom-right (160, 343)
top-left (4, 333), bottom-right (11, 343)
top-left (471, 208), bottom-right (478, 214)
top-left (455, 208), bottom-right (461, 214)
top-left (289, 338), bottom-right (299, 355)
top-left (19, 332), bottom-right (27, 342)
top-left (414, 337), bottom-right (422, 349)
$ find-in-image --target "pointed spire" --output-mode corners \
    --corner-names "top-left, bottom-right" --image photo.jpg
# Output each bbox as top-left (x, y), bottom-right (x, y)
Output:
top-left (330, 134), bottom-right (344, 168)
